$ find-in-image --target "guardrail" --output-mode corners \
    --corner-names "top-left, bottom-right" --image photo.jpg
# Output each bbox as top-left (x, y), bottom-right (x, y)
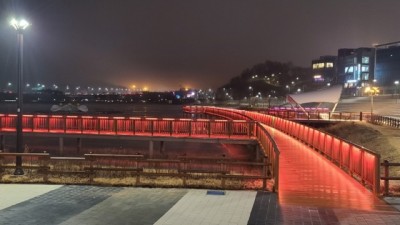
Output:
top-left (184, 106), bottom-right (381, 194)
top-left (381, 160), bottom-right (400, 196)
top-left (371, 115), bottom-right (400, 129)
top-left (262, 110), bottom-right (363, 121)
top-left (0, 114), bottom-right (254, 139)
top-left (0, 152), bottom-right (271, 190)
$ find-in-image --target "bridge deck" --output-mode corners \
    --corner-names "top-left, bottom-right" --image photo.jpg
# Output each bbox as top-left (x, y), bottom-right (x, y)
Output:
top-left (263, 124), bottom-right (395, 211)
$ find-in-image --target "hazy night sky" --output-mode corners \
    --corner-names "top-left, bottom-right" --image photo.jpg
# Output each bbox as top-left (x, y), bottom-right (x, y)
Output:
top-left (0, 0), bottom-right (400, 91)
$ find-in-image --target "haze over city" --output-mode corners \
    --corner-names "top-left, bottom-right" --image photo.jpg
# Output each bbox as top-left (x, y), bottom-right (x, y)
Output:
top-left (1, 0), bottom-right (400, 90)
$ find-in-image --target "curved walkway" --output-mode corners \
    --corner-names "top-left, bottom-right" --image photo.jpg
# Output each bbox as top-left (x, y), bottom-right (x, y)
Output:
top-left (263, 124), bottom-right (394, 211)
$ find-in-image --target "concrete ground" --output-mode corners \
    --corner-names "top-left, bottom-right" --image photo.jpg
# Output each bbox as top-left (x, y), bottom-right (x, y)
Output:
top-left (1, 184), bottom-right (400, 225)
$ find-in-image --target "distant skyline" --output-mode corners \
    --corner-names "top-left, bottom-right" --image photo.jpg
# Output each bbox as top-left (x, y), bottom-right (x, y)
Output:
top-left (1, 0), bottom-right (400, 91)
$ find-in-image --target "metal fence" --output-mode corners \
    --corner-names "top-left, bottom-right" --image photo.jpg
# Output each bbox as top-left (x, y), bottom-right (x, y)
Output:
top-left (0, 153), bottom-right (271, 190)
top-left (371, 115), bottom-right (400, 129)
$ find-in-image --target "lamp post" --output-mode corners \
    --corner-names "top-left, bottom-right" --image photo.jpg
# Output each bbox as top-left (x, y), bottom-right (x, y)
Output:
top-left (248, 86), bottom-right (253, 106)
top-left (365, 86), bottom-right (380, 121)
top-left (286, 85), bottom-right (290, 94)
top-left (395, 80), bottom-right (399, 103)
top-left (10, 18), bottom-right (30, 175)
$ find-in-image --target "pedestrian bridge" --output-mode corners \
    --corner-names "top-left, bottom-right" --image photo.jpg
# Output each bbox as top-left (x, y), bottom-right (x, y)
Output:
top-left (184, 106), bottom-right (391, 210)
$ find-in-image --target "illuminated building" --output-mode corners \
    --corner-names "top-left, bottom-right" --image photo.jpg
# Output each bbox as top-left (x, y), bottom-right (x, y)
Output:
top-left (337, 48), bottom-right (375, 95)
top-left (311, 56), bottom-right (337, 84)
top-left (374, 41), bottom-right (400, 93)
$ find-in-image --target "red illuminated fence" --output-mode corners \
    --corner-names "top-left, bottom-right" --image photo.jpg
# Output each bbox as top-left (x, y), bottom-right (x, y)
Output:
top-left (0, 153), bottom-right (272, 190)
top-left (0, 114), bottom-right (255, 139)
top-left (183, 106), bottom-right (280, 191)
top-left (184, 106), bottom-right (381, 194)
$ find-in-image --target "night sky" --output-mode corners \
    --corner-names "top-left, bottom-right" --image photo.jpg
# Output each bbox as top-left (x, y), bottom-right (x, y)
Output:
top-left (1, 0), bottom-right (400, 91)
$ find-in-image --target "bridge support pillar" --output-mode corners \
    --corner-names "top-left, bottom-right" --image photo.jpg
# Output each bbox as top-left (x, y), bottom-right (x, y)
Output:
top-left (149, 140), bottom-right (154, 158)
top-left (0, 135), bottom-right (5, 151)
top-left (160, 141), bottom-right (165, 155)
top-left (59, 137), bottom-right (64, 156)
top-left (77, 138), bottom-right (82, 154)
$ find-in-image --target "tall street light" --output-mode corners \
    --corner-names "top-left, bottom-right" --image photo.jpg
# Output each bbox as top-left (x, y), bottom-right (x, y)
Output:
top-left (365, 86), bottom-right (380, 121)
top-left (10, 18), bottom-right (30, 175)
top-left (395, 80), bottom-right (399, 103)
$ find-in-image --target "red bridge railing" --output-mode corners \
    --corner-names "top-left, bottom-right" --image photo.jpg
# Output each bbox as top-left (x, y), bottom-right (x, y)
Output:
top-left (0, 112), bottom-right (280, 191)
top-left (0, 114), bottom-right (255, 139)
top-left (184, 106), bottom-right (280, 191)
top-left (184, 106), bottom-right (380, 194)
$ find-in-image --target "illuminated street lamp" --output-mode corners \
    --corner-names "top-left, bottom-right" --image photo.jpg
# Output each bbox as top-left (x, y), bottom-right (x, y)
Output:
top-left (365, 86), bottom-right (380, 119)
top-left (395, 80), bottom-right (399, 102)
top-left (10, 18), bottom-right (30, 175)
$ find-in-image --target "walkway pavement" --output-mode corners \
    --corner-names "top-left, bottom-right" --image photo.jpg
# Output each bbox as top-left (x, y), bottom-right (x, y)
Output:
top-left (1, 184), bottom-right (400, 225)
top-left (263, 125), bottom-right (392, 210)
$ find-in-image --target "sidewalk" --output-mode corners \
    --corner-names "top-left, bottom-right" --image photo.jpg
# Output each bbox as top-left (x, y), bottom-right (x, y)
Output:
top-left (1, 184), bottom-right (400, 225)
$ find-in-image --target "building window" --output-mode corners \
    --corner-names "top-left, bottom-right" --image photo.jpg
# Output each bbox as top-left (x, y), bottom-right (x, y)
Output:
top-left (313, 75), bottom-right (324, 82)
top-left (312, 63), bottom-right (325, 69)
top-left (362, 57), bottom-right (369, 64)
top-left (361, 65), bottom-right (369, 72)
top-left (326, 62), bottom-right (334, 68)
top-left (345, 66), bottom-right (354, 73)
top-left (362, 73), bottom-right (369, 80)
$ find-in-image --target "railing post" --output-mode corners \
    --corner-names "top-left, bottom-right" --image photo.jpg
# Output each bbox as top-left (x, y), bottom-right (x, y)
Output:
top-left (151, 120), bottom-right (154, 136)
top-left (114, 119), bottom-right (117, 134)
top-left (208, 121), bottom-right (211, 138)
top-left (80, 116), bottom-right (83, 134)
top-left (86, 154), bottom-right (94, 184)
top-left (228, 120), bottom-right (232, 138)
top-left (169, 120), bottom-right (173, 136)
top-left (47, 116), bottom-right (50, 133)
top-left (64, 116), bottom-right (67, 133)
top-left (135, 157), bottom-right (140, 185)
top-left (262, 155), bottom-right (267, 191)
top-left (0, 135), bottom-right (4, 151)
top-left (383, 159), bottom-right (389, 196)
top-left (274, 152), bottom-right (279, 193)
top-left (360, 112), bottom-right (363, 121)
top-left (43, 155), bottom-right (49, 183)
top-left (189, 120), bottom-right (192, 137)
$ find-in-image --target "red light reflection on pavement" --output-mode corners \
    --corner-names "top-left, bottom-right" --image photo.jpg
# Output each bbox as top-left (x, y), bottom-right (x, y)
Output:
top-left (263, 125), bottom-right (392, 211)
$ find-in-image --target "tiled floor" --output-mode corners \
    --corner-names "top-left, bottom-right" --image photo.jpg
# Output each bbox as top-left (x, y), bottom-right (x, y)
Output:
top-left (154, 190), bottom-right (256, 225)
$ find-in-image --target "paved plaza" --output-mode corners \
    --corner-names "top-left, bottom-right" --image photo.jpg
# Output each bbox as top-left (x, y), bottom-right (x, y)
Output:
top-left (1, 184), bottom-right (400, 225)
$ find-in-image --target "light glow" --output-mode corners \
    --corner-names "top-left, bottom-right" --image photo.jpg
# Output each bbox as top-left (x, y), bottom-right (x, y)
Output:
top-left (10, 18), bottom-right (30, 30)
